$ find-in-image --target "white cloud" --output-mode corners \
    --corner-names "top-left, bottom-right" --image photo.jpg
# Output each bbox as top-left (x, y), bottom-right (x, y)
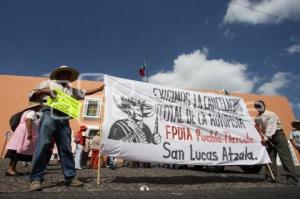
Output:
top-left (286, 44), bottom-right (300, 54)
top-left (224, 0), bottom-right (300, 24)
top-left (223, 28), bottom-right (236, 40)
top-left (297, 103), bottom-right (300, 109)
top-left (290, 36), bottom-right (300, 42)
top-left (289, 101), bottom-right (295, 108)
top-left (148, 48), bottom-right (255, 92)
top-left (41, 72), bottom-right (50, 77)
top-left (257, 72), bottom-right (291, 95)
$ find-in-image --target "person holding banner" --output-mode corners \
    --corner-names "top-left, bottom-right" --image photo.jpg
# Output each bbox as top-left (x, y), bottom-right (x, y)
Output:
top-left (28, 65), bottom-right (104, 191)
top-left (254, 100), bottom-right (298, 185)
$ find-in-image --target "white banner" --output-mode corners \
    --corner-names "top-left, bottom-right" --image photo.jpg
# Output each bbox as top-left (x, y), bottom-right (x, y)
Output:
top-left (101, 75), bottom-right (271, 165)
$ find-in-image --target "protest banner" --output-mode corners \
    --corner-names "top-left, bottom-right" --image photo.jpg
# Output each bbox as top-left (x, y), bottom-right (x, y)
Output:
top-left (47, 88), bottom-right (82, 119)
top-left (101, 75), bottom-right (271, 165)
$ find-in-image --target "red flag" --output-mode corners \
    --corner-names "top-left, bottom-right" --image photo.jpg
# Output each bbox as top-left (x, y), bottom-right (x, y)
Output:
top-left (139, 64), bottom-right (146, 77)
top-left (139, 68), bottom-right (145, 76)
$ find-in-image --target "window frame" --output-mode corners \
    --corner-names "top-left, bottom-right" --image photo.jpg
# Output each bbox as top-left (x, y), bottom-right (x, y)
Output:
top-left (82, 97), bottom-right (101, 119)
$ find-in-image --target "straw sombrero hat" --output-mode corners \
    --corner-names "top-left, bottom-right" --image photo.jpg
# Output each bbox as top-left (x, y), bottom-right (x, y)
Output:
top-left (114, 96), bottom-right (153, 118)
top-left (50, 65), bottom-right (79, 82)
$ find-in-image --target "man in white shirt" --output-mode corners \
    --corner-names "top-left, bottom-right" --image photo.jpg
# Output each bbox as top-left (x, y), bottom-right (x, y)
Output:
top-left (28, 66), bottom-right (104, 191)
top-left (254, 100), bottom-right (298, 185)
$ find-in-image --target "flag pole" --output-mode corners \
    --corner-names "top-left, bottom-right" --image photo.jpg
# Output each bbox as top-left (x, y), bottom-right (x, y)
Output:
top-left (144, 58), bottom-right (148, 83)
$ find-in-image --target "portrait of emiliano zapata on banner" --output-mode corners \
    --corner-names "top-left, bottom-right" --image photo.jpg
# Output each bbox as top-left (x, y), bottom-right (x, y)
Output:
top-left (108, 96), bottom-right (161, 145)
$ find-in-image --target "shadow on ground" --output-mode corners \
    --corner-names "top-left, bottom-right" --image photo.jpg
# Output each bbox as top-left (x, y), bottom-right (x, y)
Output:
top-left (112, 175), bottom-right (265, 184)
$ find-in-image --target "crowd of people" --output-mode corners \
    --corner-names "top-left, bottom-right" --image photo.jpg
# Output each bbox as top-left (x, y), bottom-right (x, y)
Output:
top-left (4, 66), bottom-right (104, 191)
top-left (3, 65), bottom-right (300, 192)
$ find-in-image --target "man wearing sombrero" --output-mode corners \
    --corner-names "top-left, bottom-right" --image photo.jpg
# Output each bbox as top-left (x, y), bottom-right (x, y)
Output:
top-left (28, 66), bottom-right (104, 191)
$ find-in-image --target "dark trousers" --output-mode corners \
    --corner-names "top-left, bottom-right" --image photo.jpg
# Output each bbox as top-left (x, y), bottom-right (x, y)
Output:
top-left (30, 110), bottom-right (76, 182)
top-left (265, 129), bottom-right (298, 183)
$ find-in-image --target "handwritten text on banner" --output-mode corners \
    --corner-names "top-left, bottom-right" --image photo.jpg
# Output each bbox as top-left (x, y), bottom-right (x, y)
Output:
top-left (101, 75), bottom-right (270, 165)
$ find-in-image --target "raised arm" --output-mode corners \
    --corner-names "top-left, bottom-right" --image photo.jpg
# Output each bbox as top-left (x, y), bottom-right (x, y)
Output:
top-left (85, 84), bottom-right (105, 96)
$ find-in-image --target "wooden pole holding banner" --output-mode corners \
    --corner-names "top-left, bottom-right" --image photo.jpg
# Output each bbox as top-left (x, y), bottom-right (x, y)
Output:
top-left (254, 125), bottom-right (276, 181)
top-left (266, 163), bottom-right (276, 181)
top-left (97, 87), bottom-right (105, 185)
top-left (96, 151), bottom-right (101, 185)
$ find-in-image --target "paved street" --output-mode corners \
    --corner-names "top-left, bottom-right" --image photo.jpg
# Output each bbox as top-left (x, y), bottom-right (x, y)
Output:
top-left (0, 159), bottom-right (299, 198)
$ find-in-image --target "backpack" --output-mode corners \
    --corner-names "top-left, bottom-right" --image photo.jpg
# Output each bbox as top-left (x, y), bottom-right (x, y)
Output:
top-left (74, 133), bottom-right (81, 144)
top-left (9, 109), bottom-right (29, 131)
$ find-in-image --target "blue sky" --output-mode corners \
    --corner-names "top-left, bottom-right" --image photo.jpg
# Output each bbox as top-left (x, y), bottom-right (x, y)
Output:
top-left (0, 0), bottom-right (299, 117)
